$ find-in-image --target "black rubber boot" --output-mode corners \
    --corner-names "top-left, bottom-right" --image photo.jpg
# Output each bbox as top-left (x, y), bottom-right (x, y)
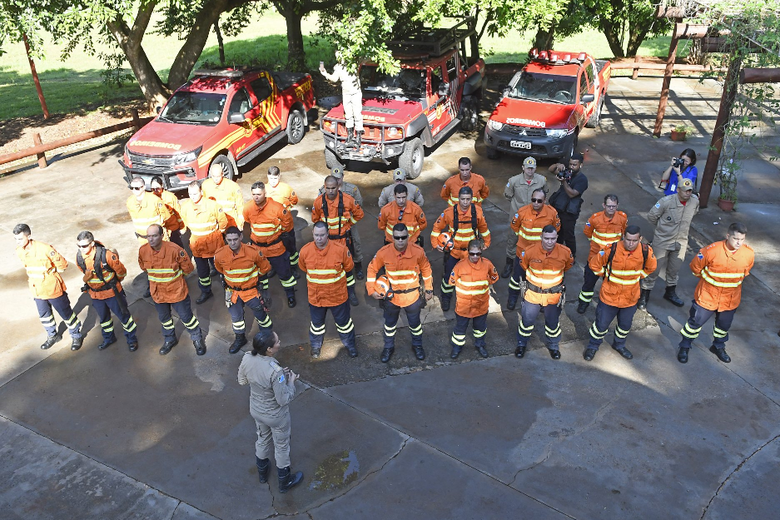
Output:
top-left (256, 457), bottom-right (269, 484)
top-left (277, 466), bottom-right (304, 493)
top-left (354, 262), bottom-right (364, 280)
top-left (663, 285), bottom-right (685, 307)
top-left (506, 295), bottom-right (518, 311)
top-left (355, 130), bottom-right (363, 148)
top-left (501, 258), bottom-right (513, 279)
top-left (637, 289), bottom-right (650, 310)
top-left (229, 333), bottom-right (247, 354)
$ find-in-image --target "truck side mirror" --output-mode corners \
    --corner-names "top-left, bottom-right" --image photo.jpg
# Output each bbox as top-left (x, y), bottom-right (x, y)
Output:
top-left (228, 113), bottom-right (245, 125)
top-left (438, 82), bottom-right (450, 97)
top-left (155, 106), bottom-right (162, 114)
top-left (502, 87), bottom-right (511, 98)
top-left (581, 94), bottom-right (595, 104)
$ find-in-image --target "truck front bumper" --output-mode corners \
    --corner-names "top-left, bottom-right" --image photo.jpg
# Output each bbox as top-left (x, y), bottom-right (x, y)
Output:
top-left (323, 135), bottom-right (406, 164)
top-left (483, 126), bottom-right (574, 159)
top-left (118, 160), bottom-right (198, 191)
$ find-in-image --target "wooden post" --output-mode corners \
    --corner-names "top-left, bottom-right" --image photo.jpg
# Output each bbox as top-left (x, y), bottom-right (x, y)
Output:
top-left (23, 33), bottom-right (49, 120)
top-left (740, 68), bottom-right (780, 84)
top-left (131, 108), bottom-right (141, 131)
top-left (653, 19), bottom-right (682, 137)
top-left (699, 57), bottom-right (742, 208)
top-left (33, 133), bottom-right (48, 168)
top-left (632, 55), bottom-right (640, 80)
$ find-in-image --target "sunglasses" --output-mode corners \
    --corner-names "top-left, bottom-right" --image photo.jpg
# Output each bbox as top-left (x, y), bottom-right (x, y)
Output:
top-left (131, 186), bottom-right (145, 191)
top-left (393, 235), bottom-right (408, 241)
top-left (76, 243), bottom-right (92, 249)
top-left (468, 251), bottom-right (482, 256)
top-left (531, 198), bottom-right (544, 203)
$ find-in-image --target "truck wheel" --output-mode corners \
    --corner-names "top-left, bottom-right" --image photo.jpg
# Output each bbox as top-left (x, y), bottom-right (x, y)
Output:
top-left (562, 132), bottom-right (579, 161)
top-left (324, 148), bottom-right (345, 171)
top-left (585, 95), bottom-right (605, 128)
top-left (486, 146), bottom-right (499, 160)
top-left (399, 137), bottom-right (424, 179)
top-left (286, 109), bottom-right (305, 144)
top-left (211, 154), bottom-right (236, 181)
top-left (460, 99), bottom-right (479, 132)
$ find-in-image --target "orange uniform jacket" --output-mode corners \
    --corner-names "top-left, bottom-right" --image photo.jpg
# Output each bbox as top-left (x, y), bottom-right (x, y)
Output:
top-left (127, 192), bottom-right (172, 244)
top-left (298, 240), bottom-right (354, 307)
top-left (243, 199), bottom-right (292, 258)
top-left (590, 241), bottom-right (657, 308)
top-left (378, 201), bottom-right (427, 243)
top-left (17, 240), bottom-right (68, 299)
top-left (430, 204), bottom-right (491, 261)
top-left (266, 182), bottom-right (299, 210)
top-left (179, 198), bottom-right (228, 258)
top-left (691, 240), bottom-right (754, 312)
top-left (311, 192), bottom-right (364, 246)
top-left (214, 243), bottom-right (272, 304)
top-left (583, 210), bottom-right (628, 259)
top-left (448, 257), bottom-right (499, 318)
top-left (510, 204), bottom-right (561, 257)
top-left (158, 190), bottom-right (185, 232)
top-left (366, 244), bottom-right (433, 308)
top-left (202, 177), bottom-right (245, 228)
top-left (520, 242), bottom-right (574, 306)
top-left (441, 173), bottom-right (490, 205)
top-left (77, 247), bottom-right (128, 301)
top-left (138, 241), bottom-right (194, 304)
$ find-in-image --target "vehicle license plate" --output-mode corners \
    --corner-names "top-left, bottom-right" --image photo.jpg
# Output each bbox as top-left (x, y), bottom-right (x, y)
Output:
top-left (510, 140), bottom-right (531, 149)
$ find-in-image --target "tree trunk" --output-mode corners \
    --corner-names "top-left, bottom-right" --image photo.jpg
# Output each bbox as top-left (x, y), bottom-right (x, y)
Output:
top-left (626, 19), bottom-right (653, 57)
top-left (214, 20), bottom-right (225, 66)
top-left (534, 26), bottom-right (556, 50)
top-left (283, 8), bottom-right (305, 70)
top-left (600, 20), bottom-right (626, 58)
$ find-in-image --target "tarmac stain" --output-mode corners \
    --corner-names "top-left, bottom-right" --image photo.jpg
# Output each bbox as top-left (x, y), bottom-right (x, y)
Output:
top-left (309, 450), bottom-right (359, 491)
top-left (0, 269), bottom-right (30, 289)
top-left (78, 219), bottom-right (103, 231)
top-left (19, 192), bottom-right (34, 199)
top-left (108, 212), bottom-right (132, 224)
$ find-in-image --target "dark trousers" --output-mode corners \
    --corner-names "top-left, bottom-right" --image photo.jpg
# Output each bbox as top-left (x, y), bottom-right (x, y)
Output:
top-left (679, 301), bottom-right (736, 349)
top-left (193, 256), bottom-right (213, 295)
top-left (261, 253), bottom-right (296, 298)
top-left (35, 293), bottom-right (82, 339)
top-left (507, 256), bottom-right (527, 302)
top-left (440, 254), bottom-right (460, 302)
top-left (558, 213), bottom-right (578, 259)
top-left (154, 297), bottom-right (203, 341)
top-left (91, 291), bottom-right (137, 343)
top-left (169, 230), bottom-right (185, 249)
top-left (587, 301), bottom-right (636, 350)
top-left (228, 295), bottom-right (272, 335)
top-left (517, 301), bottom-right (563, 350)
top-left (578, 263), bottom-right (600, 303)
top-left (382, 298), bottom-right (423, 349)
top-left (309, 301), bottom-right (355, 350)
top-left (281, 231), bottom-right (298, 267)
top-left (451, 313), bottom-right (488, 348)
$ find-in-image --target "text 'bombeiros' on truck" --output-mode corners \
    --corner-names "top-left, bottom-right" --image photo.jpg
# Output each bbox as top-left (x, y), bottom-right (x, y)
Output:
top-left (484, 49), bottom-right (610, 161)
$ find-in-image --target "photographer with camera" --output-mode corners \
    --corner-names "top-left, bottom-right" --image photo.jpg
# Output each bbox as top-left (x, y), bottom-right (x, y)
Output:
top-left (659, 148), bottom-right (697, 196)
top-left (548, 152), bottom-right (588, 260)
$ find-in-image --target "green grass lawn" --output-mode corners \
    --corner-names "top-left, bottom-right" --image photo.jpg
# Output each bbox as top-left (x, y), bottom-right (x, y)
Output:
top-left (0, 9), bottom-right (687, 121)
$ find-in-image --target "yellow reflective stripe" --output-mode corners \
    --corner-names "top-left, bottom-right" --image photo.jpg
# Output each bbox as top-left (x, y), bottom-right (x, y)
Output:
top-left (225, 272), bottom-right (258, 283)
top-left (306, 272), bottom-right (345, 284)
top-left (308, 269), bottom-right (340, 275)
top-left (526, 272), bottom-right (563, 285)
top-left (606, 275), bottom-right (640, 285)
top-left (610, 269), bottom-right (643, 276)
top-left (455, 287), bottom-right (489, 295)
top-left (388, 276), bottom-right (418, 285)
top-left (88, 272), bottom-right (116, 284)
top-left (592, 236), bottom-right (620, 246)
top-left (148, 270), bottom-right (183, 283)
top-left (701, 269), bottom-right (743, 288)
top-left (387, 270), bottom-right (417, 277)
top-left (459, 280), bottom-right (488, 287)
top-left (703, 269), bottom-right (744, 279)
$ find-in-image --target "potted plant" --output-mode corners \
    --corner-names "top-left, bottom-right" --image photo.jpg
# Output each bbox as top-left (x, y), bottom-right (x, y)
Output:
top-left (671, 124), bottom-right (694, 141)
top-left (715, 157), bottom-right (739, 211)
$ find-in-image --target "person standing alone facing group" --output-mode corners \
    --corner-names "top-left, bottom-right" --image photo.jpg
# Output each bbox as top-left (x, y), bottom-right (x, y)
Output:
top-left (548, 152), bottom-right (588, 260)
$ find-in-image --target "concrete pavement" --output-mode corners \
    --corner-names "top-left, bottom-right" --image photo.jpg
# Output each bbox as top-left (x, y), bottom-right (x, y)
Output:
top-left (1, 75), bottom-right (779, 519)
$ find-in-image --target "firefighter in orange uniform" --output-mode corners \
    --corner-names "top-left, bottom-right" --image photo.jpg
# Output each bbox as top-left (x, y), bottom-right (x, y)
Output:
top-left (298, 222), bottom-right (358, 359)
top-left (378, 184), bottom-right (427, 246)
top-left (431, 186), bottom-right (490, 311)
top-left (214, 227), bottom-right (273, 354)
top-left (138, 224), bottom-right (206, 356)
top-left (514, 226), bottom-right (573, 360)
top-left (179, 181), bottom-right (228, 304)
top-left (677, 222), bottom-right (754, 364)
top-left (366, 223), bottom-right (434, 363)
top-left (440, 157), bottom-right (490, 206)
top-left (243, 181), bottom-right (298, 308)
top-left (577, 194), bottom-right (628, 314)
top-left (584, 225), bottom-right (657, 361)
top-left (150, 175), bottom-right (186, 249)
top-left (14, 223), bottom-right (83, 351)
top-left (202, 161), bottom-right (245, 229)
top-left (126, 176), bottom-right (172, 244)
top-left (74, 231), bottom-right (138, 351)
top-left (448, 239), bottom-right (499, 359)
top-left (266, 166), bottom-right (301, 277)
top-left (312, 175), bottom-right (365, 278)
top-left (507, 188), bottom-right (561, 310)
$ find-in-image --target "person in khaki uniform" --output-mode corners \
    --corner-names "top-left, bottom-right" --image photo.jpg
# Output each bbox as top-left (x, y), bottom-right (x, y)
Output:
top-left (318, 167), bottom-right (365, 278)
top-left (237, 331), bottom-right (303, 494)
top-left (638, 178), bottom-right (699, 310)
top-left (501, 156), bottom-right (548, 277)
top-left (378, 168), bottom-right (425, 208)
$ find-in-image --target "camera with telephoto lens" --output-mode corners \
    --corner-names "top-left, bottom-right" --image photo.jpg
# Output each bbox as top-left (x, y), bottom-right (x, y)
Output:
top-left (556, 168), bottom-right (572, 181)
top-left (672, 157), bottom-right (684, 168)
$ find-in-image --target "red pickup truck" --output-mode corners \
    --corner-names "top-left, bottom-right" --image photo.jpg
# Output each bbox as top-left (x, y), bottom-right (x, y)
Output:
top-left (484, 50), bottom-right (610, 161)
top-left (321, 19), bottom-right (485, 179)
top-left (119, 68), bottom-right (316, 190)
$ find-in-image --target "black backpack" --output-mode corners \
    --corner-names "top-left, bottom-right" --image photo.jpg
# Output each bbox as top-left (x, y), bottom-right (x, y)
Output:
top-left (76, 241), bottom-right (116, 288)
top-left (452, 203), bottom-right (479, 242)
top-left (604, 241), bottom-right (649, 279)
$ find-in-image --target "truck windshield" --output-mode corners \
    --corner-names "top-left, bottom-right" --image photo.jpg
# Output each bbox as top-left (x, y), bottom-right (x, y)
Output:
top-left (159, 92), bottom-right (227, 125)
top-left (361, 66), bottom-right (426, 98)
top-left (508, 73), bottom-right (576, 104)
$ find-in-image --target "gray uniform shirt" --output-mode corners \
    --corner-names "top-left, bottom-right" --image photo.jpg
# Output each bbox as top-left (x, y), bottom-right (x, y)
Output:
top-left (647, 193), bottom-right (700, 250)
top-left (378, 182), bottom-right (425, 207)
top-left (237, 353), bottom-right (296, 420)
top-left (319, 182), bottom-right (363, 207)
top-left (504, 173), bottom-right (548, 214)
top-left (322, 64), bottom-right (361, 96)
